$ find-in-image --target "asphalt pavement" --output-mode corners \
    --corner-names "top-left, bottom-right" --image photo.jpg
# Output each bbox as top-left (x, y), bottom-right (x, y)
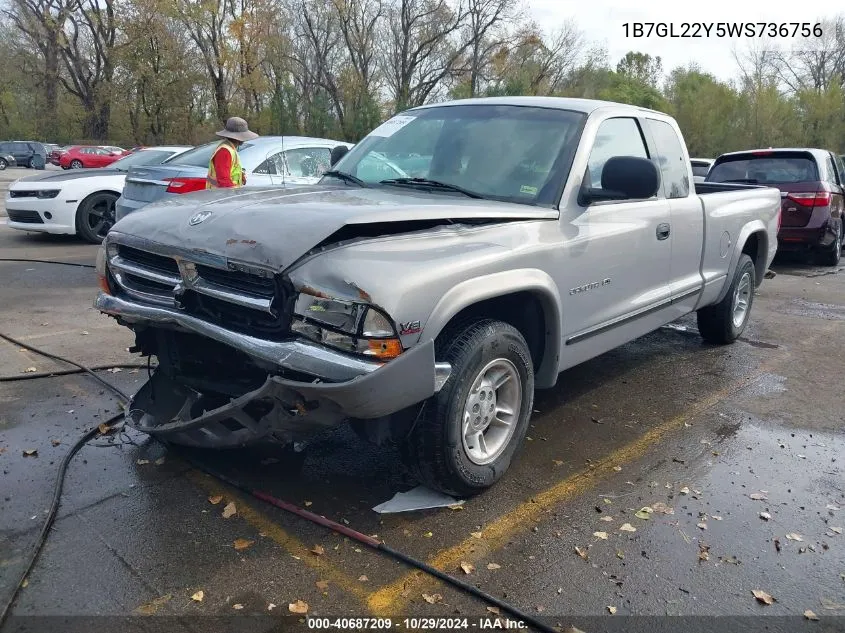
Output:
top-left (0, 214), bottom-right (843, 633)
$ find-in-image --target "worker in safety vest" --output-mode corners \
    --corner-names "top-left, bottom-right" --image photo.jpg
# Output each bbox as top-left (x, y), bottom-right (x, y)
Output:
top-left (206, 116), bottom-right (259, 189)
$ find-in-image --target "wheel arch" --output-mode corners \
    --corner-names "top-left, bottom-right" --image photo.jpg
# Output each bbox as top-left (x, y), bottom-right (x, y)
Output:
top-left (422, 269), bottom-right (562, 389)
top-left (715, 223), bottom-right (768, 303)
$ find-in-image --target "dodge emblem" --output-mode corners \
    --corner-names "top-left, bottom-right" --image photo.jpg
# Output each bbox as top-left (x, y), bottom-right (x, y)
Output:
top-left (189, 210), bottom-right (212, 226)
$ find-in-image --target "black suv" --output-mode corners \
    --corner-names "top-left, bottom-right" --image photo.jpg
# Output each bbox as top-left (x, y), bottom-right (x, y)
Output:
top-left (0, 141), bottom-right (46, 169)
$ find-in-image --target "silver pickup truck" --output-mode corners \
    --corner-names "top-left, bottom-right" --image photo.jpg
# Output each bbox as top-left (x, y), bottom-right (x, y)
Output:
top-left (95, 97), bottom-right (780, 495)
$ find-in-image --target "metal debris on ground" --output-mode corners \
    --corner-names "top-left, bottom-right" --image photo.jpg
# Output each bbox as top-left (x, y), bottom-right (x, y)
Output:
top-left (372, 485), bottom-right (464, 513)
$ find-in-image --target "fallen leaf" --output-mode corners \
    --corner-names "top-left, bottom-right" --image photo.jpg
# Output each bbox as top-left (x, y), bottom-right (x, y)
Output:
top-left (785, 533), bottom-right (804, 542)
top-left (304, 501), bottom-right (313, 507)
top-left (487, 563), bottom-right (501, 570)
top-left (698, 544), bottom-right (710, 562)
top-left (310, 545), bottom-right (325, 556)
top-left (820, 597), bottom-right (845, 610)
top-left (635, 509), bottom-right (652, 520)
top-left (652, 502), bottom-right (674, 515)
top-left (50, 439), bottom-right (61, 446)
top-left (471, 531), bottom-right (483, 539)
top-left (22, 449), bottom-right (38, 457)
top-left (190, 590), bottom-right (204, 602)
top-left (233, 538), bottom-right (254, 551)
top-left (553, 460), bottom-right (564, 466)
top-left (712, 515), bottom-right (723, 521)
top-left (599, 516), bottom-right (614, 522)
top-left (107, 367), bottom-right (122, 373)
top-left (268, 603), bottom-right (276, 611)
top-left (423, 531), bottom-right (433, 538)
top-left (720, 556), bottom-right (740, 565)
top-left (607, 606), bottom-right (617, 614)
top-left (21, 579), bottom-right (28, 588)
top-left (288, 600), bottom-right (308, 614)
top-left (136, 459), bottom-right (149, 465)
top-left (759, 512), bottom-right (771, 521)
top-left (679, 487), bottom-right (690, 495)
top-left (828, 527), bottom-right (842, 535)
top-left (486, 607), bottom-right (500, 615)
top-left (232, 604), bottom-right (243, 610)
top-left (422, 593), bottom-right (442, 604)
top-left (620, 523), bottom-right (636, 532)
top-left (208, 495), bottom-right (223, 505)
top-left (222, 502), bottom-right (237, 519)
top-left (81, 331), bottom-right (89, 335)
top-left (616, 549), bottom-right (624, 559)
top-left (574, 546), bottom-right (588, 560)
top-left (23, 367), bottom-right (37, 373)
top-left (98, 423), bottom-right (111, 435)
top-left (804, 610), bottom-right (819, 621)
top-left (315, 580), bottom-right (329, 591)
top-left (593, 531), bottom-right (608, 540)
top-left (459, 561), bottom-right (474, 574)
top-left (752, 590), bottom-right (775, 605)
top-left (612, 466), bottom-right (622, 472)
top-left (358, 575), bottom-right (369, 582)
top-left (603, 498), bottom-right (613, 505)
top-left (697, 522), bottom-right (708, 530)
top-left (448, 504), bottom-right (464, 511)
top-left (826, 504), bottom-right (840, 511)
top-left (536, 605), bottom-right (545, 612)
top-left (135, 594), bottom-right (172, 615)
top-left (154, 457), bottom-right (166, 466)
top-left (749, 493), bottom-right (768, 501)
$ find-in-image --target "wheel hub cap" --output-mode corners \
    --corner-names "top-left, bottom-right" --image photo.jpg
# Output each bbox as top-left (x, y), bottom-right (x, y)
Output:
top-left (732, 271), bottom-right (751, 329)
top-left (461, 358), bottom-right (522, 465)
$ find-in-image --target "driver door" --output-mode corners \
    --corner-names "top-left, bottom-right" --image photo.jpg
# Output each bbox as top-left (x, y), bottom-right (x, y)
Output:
top-left (559, 116), bottom-right (673, 362)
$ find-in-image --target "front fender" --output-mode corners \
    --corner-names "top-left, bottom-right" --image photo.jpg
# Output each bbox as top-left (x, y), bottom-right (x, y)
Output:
top-left (422, 268), bottom-right (562, 388)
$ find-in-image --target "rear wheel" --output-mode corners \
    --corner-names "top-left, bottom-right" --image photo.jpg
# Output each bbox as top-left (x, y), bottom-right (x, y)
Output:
top-left (402, 319), bottom-right (534, 497)
top-left (76, 192), bottom-right (118, 244)
top-left (818, 221), bottom-right (842, 267)
top-left (697, 253), bottom-right (755, 344)
top-left (70, 159), bottom-right (83, 169)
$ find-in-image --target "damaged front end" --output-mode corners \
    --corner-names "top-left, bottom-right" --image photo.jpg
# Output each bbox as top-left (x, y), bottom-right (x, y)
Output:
top-left (95, 233), bottom-right (450, 448)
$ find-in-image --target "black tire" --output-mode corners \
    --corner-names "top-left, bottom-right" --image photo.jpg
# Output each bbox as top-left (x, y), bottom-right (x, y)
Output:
top-left (402, 319), bottom-right (534, 497)
top-left (70, 159), bottom-right (83, 169)
top-left (0, 158), bottom-right (6, 171)
top-left (697, 253), bottom-right (756, 344)
top-left (818, 221), bottom-right (842, 267)
top-left (76, 192), bottom-right (118, 244)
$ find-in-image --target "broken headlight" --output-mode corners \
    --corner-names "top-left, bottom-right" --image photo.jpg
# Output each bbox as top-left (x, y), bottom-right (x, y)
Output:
top-left (291, 291), bottom-right (402, 360)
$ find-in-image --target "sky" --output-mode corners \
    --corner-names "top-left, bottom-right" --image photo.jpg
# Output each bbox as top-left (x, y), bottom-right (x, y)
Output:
top-left (528, 0), bottom-right (843, 83)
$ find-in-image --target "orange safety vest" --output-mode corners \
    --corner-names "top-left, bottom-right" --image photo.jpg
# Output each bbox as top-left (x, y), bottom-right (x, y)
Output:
top-left (206, 141), bottom-right (244, 189)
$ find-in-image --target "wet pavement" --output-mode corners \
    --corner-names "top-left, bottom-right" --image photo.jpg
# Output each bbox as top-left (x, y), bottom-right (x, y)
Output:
top-left (0, 223), bottom-right (843, 632)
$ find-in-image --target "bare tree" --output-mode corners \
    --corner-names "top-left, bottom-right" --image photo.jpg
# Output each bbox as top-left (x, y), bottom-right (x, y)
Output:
top-left (3, 0), bottom-right (79, 138)
top-left (771, 16), bottom-right (845, 93)
top-left (461, 0), bottom-right (516, 96)
top-left (57, 0), bottom-right (117, 139)
top-left (333, 0), bottom-right (383, 92)
top-left (380, 0), bottom-right (470, 112)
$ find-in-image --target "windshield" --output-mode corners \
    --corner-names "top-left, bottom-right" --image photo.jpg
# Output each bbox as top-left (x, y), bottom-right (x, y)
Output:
top-left (326, 104), bottom-right (586, 206)
top-left (111, 149), bottom-right (184, 171)
top-left (690, 162), bottom-right (711, 177)
top-left (707, 153), bottom-right (819, 184)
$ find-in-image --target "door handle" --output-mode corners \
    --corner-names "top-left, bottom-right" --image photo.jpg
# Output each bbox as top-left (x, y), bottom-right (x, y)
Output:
top-left (656, 223), bottom-right (670, 240)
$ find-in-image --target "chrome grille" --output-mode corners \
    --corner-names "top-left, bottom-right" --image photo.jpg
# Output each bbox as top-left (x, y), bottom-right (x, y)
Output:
top-left (107, 239), bottom-right (289, 336)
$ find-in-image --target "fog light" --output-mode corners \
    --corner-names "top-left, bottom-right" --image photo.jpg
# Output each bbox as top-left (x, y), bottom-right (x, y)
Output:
top-left (44, 212), bottom-right (52, 219)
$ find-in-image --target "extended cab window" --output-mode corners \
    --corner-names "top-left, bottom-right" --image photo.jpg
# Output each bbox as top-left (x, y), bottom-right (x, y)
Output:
top-left (646, 119), bottom-right (689, 198)
top-left (585, 117), bottom-right (648, 191)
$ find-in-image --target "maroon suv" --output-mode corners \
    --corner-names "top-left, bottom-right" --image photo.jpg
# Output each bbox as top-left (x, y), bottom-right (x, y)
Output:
top-left (706, 148), bottom-right (845, 266)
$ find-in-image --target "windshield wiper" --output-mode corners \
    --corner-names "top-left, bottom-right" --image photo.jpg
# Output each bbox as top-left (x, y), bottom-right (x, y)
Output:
top-left (322, 170), bottom-right (367, 186)
top-left (379, 177), bottom-right (483, 199)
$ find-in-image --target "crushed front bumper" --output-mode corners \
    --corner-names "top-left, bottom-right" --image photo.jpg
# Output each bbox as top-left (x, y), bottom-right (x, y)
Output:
top-left (95, 292), bottom-right (451, 447)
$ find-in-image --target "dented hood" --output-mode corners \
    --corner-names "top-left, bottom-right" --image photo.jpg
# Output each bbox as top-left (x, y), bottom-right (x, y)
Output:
top-left (109, 185), bottom-right (558, 271)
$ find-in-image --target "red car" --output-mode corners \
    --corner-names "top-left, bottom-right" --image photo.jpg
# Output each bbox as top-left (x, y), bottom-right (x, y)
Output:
top-left (707, 148), bottom-right (845, 266)
top-left (60, 145), bottom-right (127, 169)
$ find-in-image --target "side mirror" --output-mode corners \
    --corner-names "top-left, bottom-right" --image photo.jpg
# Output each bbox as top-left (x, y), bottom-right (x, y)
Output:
top-left (330, 145), bottom-right (349, 167)
top-left (579, 156), bottom-right (660, 205)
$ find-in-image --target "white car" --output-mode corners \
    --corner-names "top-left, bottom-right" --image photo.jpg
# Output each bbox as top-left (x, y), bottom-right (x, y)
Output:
top-left (5, 146), bottom-right (192, 243)
top-left (691, 158), bottom-right (714, 183)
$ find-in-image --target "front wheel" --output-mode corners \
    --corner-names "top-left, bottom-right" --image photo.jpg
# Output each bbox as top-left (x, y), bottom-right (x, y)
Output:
top-left (70, 159), bottom-right (83, 169)
top-left (697, 253), bottom-right (756, 344)
top-left (76, 192), bottom-right (118, 244)
top-left (402, 319), bottom-right (534, 497)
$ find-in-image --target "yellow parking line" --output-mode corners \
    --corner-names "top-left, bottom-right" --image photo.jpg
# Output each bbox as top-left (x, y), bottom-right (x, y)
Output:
top-left (367, 354), bottom-right (786, 615)
top-left (186, 470), bottom-right (373, 606)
